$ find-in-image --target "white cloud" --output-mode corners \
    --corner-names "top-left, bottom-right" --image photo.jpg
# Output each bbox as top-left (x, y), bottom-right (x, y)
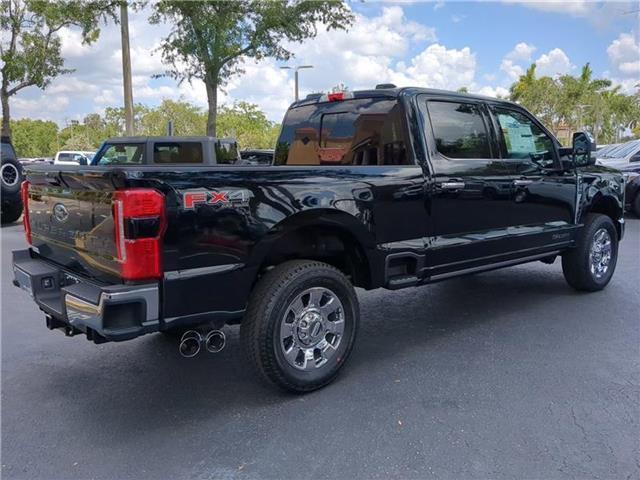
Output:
top-left (503, 0), bottom-right (591, 16)
top-left (474, 85), bottom-right (510, 98)
top-left (502, 0), bottom-right (636, 27)
top-left (534, 48), bottom-right (573, 76)
top-left (607, 32), bottom-right (640, 77)
top-left (433, 1), bottom-right (445, 11)
top-left (500, 59), bottom-right (524, 82)
top-left (391, 44), bottom-right (476, 90)
top-left (11, 95), bottom-right (70, 120)
top-left (505, 42), bottom-right (536, 61)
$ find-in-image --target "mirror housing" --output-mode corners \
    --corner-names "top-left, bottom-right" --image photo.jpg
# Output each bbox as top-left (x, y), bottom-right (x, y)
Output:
top-left (572, 131), bottom-right (596, 166)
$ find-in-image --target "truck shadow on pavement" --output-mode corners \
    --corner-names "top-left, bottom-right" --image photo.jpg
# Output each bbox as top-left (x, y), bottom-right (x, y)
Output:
top-left (37, 261), bottom-right (589, 440)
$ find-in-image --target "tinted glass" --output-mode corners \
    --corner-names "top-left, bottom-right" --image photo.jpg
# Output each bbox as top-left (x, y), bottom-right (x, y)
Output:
top-left (153, 142), bottom-right (203, 164)
top-left (275, 98), bottom-right (410, 166)
top-left (215, 141), bottom-right (239, 164)
top-left (493, 107), bottom-right (555, 166)
top-left (428, 101), bottom-right (491, 159)
top-left (95, 144), bottom-right (144, 165)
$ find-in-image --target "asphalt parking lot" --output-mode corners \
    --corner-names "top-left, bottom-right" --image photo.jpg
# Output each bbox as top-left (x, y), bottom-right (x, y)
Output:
top-left (1, 218), bottom-right (639, 480)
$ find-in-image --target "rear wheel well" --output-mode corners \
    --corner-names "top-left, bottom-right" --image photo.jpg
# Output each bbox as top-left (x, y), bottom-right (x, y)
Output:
top-left (257, 226), bottom-right (371, 289)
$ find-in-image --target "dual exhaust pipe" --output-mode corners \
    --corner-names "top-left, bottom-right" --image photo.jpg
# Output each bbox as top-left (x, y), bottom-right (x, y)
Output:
top-left (179, 329), bottom-right (226, 358)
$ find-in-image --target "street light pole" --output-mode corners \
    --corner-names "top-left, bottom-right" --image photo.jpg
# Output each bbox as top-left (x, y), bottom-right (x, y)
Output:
top-left (281, 65), bottom-right (313, 101)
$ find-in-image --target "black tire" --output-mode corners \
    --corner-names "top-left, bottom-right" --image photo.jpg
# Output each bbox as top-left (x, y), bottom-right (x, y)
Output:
top-left (562, 213), bottom-right (618, 292)
top-left (241, 260), bottom-right (359, 393)
top-left (633, 193), bottom-right (640, 218)
top-left (1, 199), bottom-right (23, 224)
top-left (1, 157), bottom-right (23, 195)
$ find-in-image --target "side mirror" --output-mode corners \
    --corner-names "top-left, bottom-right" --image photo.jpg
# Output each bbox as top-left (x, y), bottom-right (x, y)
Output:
top-left (572, 131), bottom-right (596, 166)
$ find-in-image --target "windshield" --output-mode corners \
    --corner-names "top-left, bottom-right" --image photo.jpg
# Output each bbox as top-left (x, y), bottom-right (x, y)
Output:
top-left (93, 143), bottom-right (145, 165)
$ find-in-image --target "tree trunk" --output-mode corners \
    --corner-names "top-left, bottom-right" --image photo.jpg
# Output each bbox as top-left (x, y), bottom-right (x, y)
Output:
top-left (1, 90), bottom-right (11, 139)
top-left (120, 2), bottom-right (134, 136)
top-left (205, 77), bottom-right (217, 137)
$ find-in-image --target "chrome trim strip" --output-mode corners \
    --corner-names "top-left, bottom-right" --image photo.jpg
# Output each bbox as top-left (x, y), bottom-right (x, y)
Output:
top-left (163, 263), bottom-right (243, 280)
top-left (428, 251), bottom-right (562, 282)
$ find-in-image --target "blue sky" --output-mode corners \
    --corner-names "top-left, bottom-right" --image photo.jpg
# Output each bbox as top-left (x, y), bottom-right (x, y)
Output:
top-left (9, 1), bottom-right (639, 126)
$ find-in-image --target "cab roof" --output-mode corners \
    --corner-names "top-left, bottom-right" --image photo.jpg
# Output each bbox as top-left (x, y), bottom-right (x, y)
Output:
top-left (291, 86), bottom-right (518, 109)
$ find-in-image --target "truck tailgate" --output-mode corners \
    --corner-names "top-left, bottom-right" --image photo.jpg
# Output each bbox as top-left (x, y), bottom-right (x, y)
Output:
top-left (25, 168), bottom-right (120, 283)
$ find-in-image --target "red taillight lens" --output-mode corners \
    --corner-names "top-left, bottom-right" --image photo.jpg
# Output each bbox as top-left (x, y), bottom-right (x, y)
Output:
top-left (113, 189), bottom-right (166, 281)
top-left (20, 181), bottom-right (31, 245)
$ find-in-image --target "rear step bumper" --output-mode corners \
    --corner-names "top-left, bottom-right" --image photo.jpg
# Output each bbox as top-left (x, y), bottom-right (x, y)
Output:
top-left (12, 249), bottom-right (160, 343)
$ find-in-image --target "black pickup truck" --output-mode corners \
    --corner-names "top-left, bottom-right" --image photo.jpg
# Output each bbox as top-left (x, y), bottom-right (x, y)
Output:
top-left (13, 86), bottom-right (625, 392)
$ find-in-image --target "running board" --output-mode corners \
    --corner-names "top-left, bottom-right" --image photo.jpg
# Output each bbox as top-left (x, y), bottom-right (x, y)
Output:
top-left (426, 250), bottom-right (563, 283)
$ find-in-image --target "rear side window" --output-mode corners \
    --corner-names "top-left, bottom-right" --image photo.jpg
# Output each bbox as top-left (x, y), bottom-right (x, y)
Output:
top-left (427, 101), bottom-right (491, 159)
top-left (275, 98), bottom-right (411, 166)
top-left (95, 144), bottom-right (144, 165)
top-left (153, 142), bottom-right (203, 164)
top-left (58, 153), bottom-right (74, 161)
top-left (215, 140), bottom-right (239, 165)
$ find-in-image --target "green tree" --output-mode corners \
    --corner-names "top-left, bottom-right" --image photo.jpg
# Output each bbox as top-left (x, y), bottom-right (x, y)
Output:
top-left (137, 99), bottom-right (206, 136)
top-left (508, 62), bottom-right (640, 144)
top-left (217, 101), bottom-right (280, 148)
top-left (10, 118), bottom-right (58, 156)
top-left (0, 0), bottom-right (118, 138)
top-left (149, 0), bottom-right (353, 137)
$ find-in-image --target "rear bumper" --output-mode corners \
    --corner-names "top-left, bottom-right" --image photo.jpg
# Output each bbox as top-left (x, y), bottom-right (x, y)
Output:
top-left (12, 249), bottom-right (160, 342)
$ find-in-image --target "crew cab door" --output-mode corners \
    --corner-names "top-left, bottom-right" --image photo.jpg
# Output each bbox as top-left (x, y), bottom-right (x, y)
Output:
top-left (418, 96), bottom-right (518, 276)
top-left (488, 104), bottom-right (577, 250)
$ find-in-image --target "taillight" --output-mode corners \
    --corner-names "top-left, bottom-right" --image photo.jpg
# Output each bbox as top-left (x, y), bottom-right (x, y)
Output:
top-left (112, 189), bottom-right (166, 281)
top-left (20, 181), bottom-right (31, 245)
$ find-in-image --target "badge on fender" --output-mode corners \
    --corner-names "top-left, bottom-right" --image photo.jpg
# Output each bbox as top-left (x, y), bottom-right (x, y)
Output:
top-left (181, 188), bottom-right (252, 209)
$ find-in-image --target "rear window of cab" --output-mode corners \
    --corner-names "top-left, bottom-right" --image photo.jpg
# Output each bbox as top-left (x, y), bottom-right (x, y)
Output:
top-left (275, 98), bottom-right (411, 166)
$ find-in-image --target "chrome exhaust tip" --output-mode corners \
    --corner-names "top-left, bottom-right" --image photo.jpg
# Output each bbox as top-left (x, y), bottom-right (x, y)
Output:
top-left (179, 330), bottom-right (202, 358)
top-left (204, 329), bottom-right (226, 353)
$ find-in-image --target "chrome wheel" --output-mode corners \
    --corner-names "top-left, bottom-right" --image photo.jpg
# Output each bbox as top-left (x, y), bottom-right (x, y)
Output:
top-left (589, 228), bottom-right (612, 280)
top-left (1, 163), bottom-right (19, 187)
top-left (280, 287), bottom-right (345, 371)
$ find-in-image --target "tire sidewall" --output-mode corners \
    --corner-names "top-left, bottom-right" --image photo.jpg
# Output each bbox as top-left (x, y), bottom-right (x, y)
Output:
top-left (584, 216), bottom-right (618, 288)
top-left (266, 268), bottom-right (358, 388)
top-left (1, 158), bottom-right (23, 195)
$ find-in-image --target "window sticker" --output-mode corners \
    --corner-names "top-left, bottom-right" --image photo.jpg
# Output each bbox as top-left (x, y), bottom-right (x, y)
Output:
top-left (498, 114), bottom-right (536, 154)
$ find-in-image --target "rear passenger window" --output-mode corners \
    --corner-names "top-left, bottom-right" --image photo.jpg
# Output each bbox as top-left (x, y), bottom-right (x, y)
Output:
top-left (215, 140), bottom-right (240, 165)
top-left (428, 101), bottom-right (491, 159)
top-left (275, 99), bottom-right (411, 166)
top-left (153, 142), bottom-right (203, 164)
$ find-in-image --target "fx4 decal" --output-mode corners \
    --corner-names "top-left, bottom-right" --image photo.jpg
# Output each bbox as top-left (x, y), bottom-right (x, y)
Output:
top-left (181, 188), bottom-right (253, 210)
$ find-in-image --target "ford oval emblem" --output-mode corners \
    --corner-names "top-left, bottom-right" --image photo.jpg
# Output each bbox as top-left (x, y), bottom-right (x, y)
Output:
top-left (53, 203), bottom-right (69, 223)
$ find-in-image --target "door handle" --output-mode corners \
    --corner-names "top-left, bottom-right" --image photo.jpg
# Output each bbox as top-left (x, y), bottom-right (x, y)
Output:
top-left (513, 179), bottom-right (534, 187)
top-left (440, 181), bottom-right (465, 190)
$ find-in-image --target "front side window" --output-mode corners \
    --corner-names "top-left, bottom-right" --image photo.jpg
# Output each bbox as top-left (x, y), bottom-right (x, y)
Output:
top-left (95, 144), bottom-right (144, 165)
top-left (153, 142), bottom-right (203, 164)
top-left (493, 107), bottom-right (555, 167)
top-left (427, 101), bottom-right (491, 159)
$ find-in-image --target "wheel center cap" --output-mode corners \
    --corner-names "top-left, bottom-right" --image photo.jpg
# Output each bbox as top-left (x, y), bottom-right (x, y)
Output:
top-left (298, 311), bottom-right (324, 345)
